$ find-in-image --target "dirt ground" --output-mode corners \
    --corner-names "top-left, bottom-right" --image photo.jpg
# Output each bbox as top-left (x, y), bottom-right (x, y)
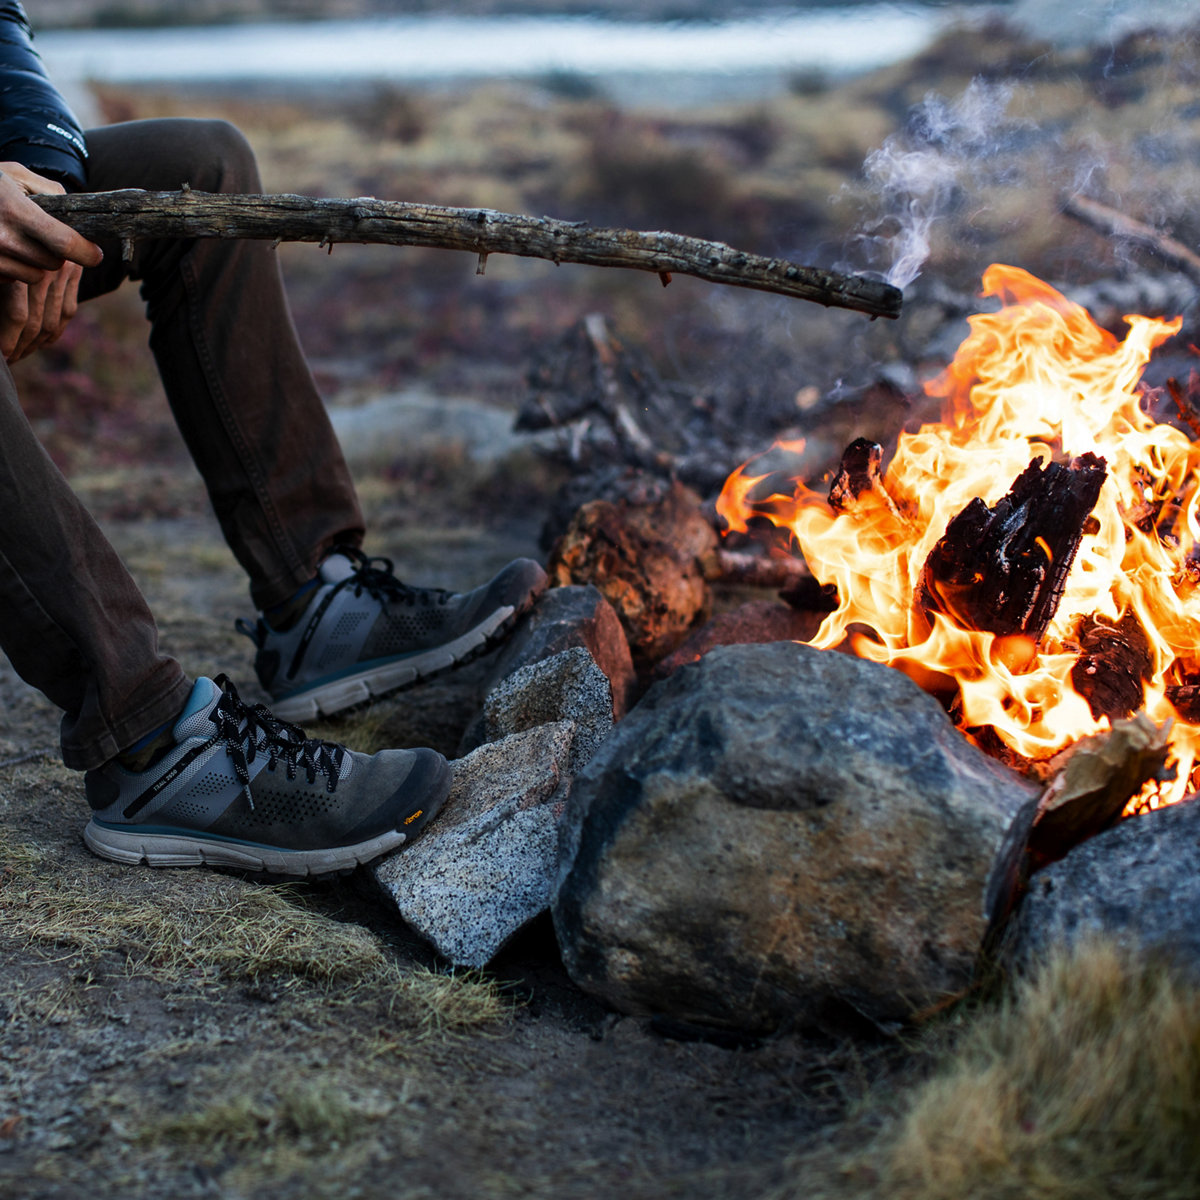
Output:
top-left (5, 17), bottom-right (1200, 1197)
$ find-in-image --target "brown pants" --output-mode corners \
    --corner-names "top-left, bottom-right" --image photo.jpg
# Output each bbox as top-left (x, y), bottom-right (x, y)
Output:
top-left (0, 118), bottom-right (364, 769)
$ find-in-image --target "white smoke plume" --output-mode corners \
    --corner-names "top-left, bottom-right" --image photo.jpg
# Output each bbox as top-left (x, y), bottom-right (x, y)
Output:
top-left (852, 79), bottom-right (1022, 290)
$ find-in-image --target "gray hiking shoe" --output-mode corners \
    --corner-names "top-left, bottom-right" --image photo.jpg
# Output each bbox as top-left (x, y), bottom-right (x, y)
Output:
top-left (83, 675), bottom-right (450, 875)
top-left (238, 549), bottom-right (548, 723)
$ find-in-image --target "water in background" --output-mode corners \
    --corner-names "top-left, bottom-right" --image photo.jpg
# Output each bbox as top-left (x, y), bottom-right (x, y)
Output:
top-left (35, 6), bottom-right (954, 108)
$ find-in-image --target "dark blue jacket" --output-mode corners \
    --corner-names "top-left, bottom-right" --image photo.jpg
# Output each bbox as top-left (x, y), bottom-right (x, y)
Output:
top-left (0, 2), bottom-right (87, 190)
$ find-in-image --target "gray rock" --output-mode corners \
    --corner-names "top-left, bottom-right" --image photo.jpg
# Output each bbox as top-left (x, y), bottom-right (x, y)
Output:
top-left (486, 585), bottom-right (636, 718)
top-left (459, 585), bottom-right (635, 757)
top-left (553, 642), bottom-right (1039, 1034)
top-left (482, 647), bottom-right (614, 776)
top-left (1006, 796), bottom-right (1200, 975)
top-left (373, 721), bottom-right (575, 967)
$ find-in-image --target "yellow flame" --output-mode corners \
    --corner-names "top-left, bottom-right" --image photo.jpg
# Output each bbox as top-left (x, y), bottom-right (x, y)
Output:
top-left (720, 265), bottom-right (1200, 806)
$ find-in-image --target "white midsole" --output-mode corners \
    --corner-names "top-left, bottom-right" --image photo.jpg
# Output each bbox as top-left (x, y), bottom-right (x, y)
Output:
top-left (83, 821), bottom-right (408, 875)
top-left (271, 604), bottom-right (516, 723)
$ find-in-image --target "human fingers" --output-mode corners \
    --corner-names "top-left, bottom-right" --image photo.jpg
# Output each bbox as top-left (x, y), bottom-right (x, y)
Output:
top-left (0, 167), bottom-right (103, 279)
top-left (0, 280), bottom-right (30, 361)
top-left (9, 272), bottom-right (50, 362)
top-left (33, 260), bottom-right (82, 352)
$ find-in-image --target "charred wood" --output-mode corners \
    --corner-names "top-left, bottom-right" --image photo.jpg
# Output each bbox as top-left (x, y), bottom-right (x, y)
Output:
top-left (827, 436), bottom-right (908, 525)
top-left (1070, 610), bottom-right (1154, 722)
top-left (1166, 677), bottom-right (1200, 724)
top-left (918, 453), bottom-right (1107, 641)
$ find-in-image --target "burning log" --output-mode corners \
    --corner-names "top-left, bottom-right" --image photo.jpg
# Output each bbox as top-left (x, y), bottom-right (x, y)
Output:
top-left (1166, 679), bottom-right (1200, 724)
top-left (919, 453), bottom-right (1108, 641)
top-left (34, 190), bottom-right (902, 318)
top-left (1070, 610), bottom-right (1155, 722)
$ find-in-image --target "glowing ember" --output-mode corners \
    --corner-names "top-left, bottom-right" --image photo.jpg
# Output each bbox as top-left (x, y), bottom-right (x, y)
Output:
top-left (718, 264), bottom-right (1200, 808)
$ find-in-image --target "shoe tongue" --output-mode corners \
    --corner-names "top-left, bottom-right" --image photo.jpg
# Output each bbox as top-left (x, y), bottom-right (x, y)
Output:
top-left (173, 677), bottom-right (221, 739)
top-left (319, 553), bottom-right (357, 585)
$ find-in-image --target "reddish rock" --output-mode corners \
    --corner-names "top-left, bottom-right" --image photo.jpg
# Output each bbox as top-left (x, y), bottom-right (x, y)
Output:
top-left (654, 601), bottom-right (824, 679)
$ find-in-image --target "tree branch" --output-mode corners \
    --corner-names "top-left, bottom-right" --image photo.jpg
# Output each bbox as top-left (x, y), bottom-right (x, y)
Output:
top-left (1060, 193), bottom-right (1200, 284)
top-left (34, 190), bottom-right (902, 319)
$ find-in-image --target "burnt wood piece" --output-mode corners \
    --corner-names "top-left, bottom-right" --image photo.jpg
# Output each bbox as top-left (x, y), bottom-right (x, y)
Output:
top-left (34, 190), bottom-right (903, 318)
top-left (828, 438), bottom-right (885, 513)
top-left (918, 453), bottom-right (1108, 641)
top-left (699, 547), bottom-right (813, 591)
top-left (1070, 611), bottom-right (1154, 722)
top-left (1166, 375), bottom-right (1200, 440)
top-left (1027, 713), bottom-right (1172, 867)
top-left (1166, 677), bottom-right (1200, 724)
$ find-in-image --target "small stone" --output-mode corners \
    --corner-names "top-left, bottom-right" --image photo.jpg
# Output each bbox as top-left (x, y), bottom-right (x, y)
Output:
top-left (653, 600), bottom-right (824, 679)
top-left (373, 722), bottom-right (576, 967)
top-left (483, 648), bottom-right (614, 776)
top-left (484, 585), bottom-right (636, 719)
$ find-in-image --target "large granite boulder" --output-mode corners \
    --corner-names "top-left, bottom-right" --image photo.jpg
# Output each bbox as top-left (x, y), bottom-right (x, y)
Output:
top-left (374, 721), bottom-right (575, 967)
top-left (553, 642), bottom-right (1039, 1034)
top-left (1006, 796), bottom-right (1200, 976)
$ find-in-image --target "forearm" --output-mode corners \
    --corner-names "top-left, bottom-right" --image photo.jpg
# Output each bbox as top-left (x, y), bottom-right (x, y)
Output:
top-left (0, 2), bottom-right (87, 191)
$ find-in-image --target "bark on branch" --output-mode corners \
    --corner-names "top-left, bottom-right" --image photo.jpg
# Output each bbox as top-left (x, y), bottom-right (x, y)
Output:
top-left (1061, 193), bottom-right (1200, 284)
top-left (34, 189), bottom-right (902, 319)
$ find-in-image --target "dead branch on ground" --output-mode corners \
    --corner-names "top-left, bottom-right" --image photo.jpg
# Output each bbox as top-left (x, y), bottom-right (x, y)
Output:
top-left (1061, 194), bottom-right (1200, 284)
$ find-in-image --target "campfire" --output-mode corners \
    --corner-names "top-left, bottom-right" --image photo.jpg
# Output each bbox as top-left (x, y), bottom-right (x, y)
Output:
top-left (717, 263), bottom-right (1200, 811)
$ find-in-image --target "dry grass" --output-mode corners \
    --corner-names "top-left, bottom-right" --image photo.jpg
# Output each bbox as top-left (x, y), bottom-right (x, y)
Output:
top-left (0, 827), bottom-right (510, 1037)
top-left (811, 941), bottom-right (1200, 1200)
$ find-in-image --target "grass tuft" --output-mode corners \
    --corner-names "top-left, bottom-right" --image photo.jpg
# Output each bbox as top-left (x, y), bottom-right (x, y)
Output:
top-left (872, 940), bottom-right (1200, 1200)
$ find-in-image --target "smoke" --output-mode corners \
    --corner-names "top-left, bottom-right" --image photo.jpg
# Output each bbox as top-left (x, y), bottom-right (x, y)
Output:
top-left (850, 79), bottom-right (1024, 290)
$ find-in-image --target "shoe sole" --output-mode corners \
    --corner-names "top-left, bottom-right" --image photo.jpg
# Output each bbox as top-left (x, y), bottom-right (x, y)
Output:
top-left (82, 765), bottom-right (451, 877)
top-left (270, 572), bottom-right (544, 723)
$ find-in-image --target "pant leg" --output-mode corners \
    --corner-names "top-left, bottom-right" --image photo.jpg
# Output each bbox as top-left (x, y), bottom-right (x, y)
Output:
top-left (0, 357), bottom-right (191, 770)
top-left (79, 119), bottom-right (365, 610)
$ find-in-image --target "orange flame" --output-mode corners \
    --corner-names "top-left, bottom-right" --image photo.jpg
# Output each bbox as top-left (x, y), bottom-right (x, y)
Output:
top-left (719, 264), bottom-right (1200, 807)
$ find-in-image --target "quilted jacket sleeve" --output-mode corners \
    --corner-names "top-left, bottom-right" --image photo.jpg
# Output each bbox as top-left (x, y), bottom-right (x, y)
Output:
top-left (0, 2), bottom-right (87, 190)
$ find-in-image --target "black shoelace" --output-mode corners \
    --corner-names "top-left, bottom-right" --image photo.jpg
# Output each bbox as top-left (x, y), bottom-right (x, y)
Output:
top-left (211, 674), bottom-right (345, 808)
top-left (336, 547), bottom-right (452, 613)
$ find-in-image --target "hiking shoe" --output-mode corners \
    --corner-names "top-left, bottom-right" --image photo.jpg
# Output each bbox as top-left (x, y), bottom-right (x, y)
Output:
top-left (238, 549), bottom-right (548, 723)
top-left (83, 675), bottom-right (450, 875)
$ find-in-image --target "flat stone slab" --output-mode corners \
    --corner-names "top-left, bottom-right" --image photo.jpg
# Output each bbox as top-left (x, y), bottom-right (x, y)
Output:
top-left (373, 721), bottom-right (576, 967)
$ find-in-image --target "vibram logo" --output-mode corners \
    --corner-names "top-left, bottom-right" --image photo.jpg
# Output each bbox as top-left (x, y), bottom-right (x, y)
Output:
top-left (404, 810), bottom-right (423, 825)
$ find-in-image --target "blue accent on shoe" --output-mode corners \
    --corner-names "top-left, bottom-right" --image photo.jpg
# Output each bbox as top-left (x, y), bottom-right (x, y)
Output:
top-left (126, 717), bottom-right (173, 754)
top-left (175, 677), bottom-right (220, 730)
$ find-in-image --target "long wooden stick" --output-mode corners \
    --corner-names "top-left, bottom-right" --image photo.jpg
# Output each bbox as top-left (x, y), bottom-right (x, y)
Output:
top-left (33, 190), bottom-right (902, 319)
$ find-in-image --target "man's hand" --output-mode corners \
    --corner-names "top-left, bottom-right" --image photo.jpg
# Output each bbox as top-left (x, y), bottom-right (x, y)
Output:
top-left (0, 162), bottom-right (102, 362)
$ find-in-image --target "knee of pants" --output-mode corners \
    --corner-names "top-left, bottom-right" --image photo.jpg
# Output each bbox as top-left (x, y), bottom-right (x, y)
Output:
top-left (182, 119), bottom-right (262, 195)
